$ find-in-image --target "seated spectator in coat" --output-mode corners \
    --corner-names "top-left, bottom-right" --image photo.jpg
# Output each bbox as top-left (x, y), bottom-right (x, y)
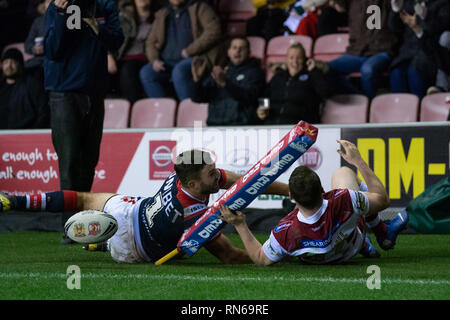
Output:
top-left (0, 48), bottom-right (49, 129)
top-left (107, 0), bottom-right (159, 104)
top-left (191, 37), bottom-right (265, 126)
top-left (257, 42), bottom-right (335, 125)
top-left (328, 0), bottom-right (398, 99)
top-left (388, 0), bottom-right (435, 98)
top-left (140, 0), bottom-right (224, 101)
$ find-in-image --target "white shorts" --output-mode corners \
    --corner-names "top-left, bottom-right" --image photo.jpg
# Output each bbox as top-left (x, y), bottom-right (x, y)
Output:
top-left (103, 195), bottom-right (145, 264)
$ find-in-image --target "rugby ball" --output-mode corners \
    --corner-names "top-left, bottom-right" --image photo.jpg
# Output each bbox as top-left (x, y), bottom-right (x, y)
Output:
top-left (64, 210), bottom-right (118, 244)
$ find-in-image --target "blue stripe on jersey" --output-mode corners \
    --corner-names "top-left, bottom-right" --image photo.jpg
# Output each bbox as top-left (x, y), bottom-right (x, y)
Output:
top-left (300, 221), bottom-right (341, 249)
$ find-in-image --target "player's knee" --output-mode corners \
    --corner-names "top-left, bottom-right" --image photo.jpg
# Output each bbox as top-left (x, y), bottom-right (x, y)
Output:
top-left (331, 167), bottom-right (358, 189)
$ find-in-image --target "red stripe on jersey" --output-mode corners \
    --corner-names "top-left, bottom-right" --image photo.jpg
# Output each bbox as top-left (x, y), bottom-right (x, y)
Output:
top-left (28, 194), bottom-right (42, 210)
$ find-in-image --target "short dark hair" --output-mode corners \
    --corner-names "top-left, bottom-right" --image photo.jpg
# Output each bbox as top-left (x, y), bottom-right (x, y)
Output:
top-left (228, 36), bottom-right (250, 50)
top-left (289, 166), bottom-right (324, 209)
top-left (174, 149), bottom-right (214, 186)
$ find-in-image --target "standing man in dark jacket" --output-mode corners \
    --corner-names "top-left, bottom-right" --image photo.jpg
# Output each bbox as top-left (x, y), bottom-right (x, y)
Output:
top-left (44, 0), bottom-right (123, 192)
top-left (191, 37), bottom-right (265, 126)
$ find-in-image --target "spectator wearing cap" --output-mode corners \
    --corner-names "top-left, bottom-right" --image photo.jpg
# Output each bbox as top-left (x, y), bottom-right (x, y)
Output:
top-left (191, 37), bottom-right (265, 126)
top-left (0, 48), bottom-right (49, 129)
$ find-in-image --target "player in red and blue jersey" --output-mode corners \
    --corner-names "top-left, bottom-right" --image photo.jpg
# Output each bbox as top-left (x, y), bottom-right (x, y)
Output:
top-left (0, 149), bottom-right (290, 264)
top-left (220, 140), bottom-right (409, 265)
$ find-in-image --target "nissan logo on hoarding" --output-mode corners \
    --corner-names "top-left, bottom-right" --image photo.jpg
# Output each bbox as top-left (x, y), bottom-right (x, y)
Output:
top-left (152, 146), bottom-right (173, 167)
top-left (298, 147), bottom-right (322, 169)
top-left (226, 149), bottom-right (257, 168)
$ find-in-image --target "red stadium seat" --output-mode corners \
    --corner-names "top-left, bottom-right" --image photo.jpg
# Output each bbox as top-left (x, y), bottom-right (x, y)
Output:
top-left (313, 33), bottom-right (349, 62)
top-left (176, 99), bottom-right (208, 127)
top-left (420, 93), bottom-right (450, 121)
top-left (219, 0), bottom-right (256, 20)
top-left (104, 99), bottom-right (130, 129)
top-left (247, 36), bottom-right (266, 62)
top-left (130, 98), bottom-right (177, 128)
top-left (369, 93), bottom-right (420, 123)
top-left (321, 94), bottom-right (369, 124)
top-left (225, 21), bottom-right (247, 37)
top-left (2, 42), bottom-right (33, 62)
top-left (266, 35), bottom-right (313, 81)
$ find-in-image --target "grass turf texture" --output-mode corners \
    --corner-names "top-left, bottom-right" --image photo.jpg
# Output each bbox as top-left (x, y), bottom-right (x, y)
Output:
top-left (0, 232), bottom-right (449, 300)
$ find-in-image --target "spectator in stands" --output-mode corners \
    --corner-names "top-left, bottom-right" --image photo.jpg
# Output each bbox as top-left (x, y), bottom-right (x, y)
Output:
top-left (284, 0), bottom-right (329, 39)
top-left (0, 48), bottom-right (49, 129)
top-left (140, 0), bottom-right (224, 101)
top-left (316, 4), bottom-right (347, 37)
top-left (256, 42), bottom-right (335, 125)
top-left (247, 0), bottom-right (292, 41)
top-left (24, 0), bottom-right (51, 75)
top-left (44, 0), bottom-right (123, 194)
top-left (191, 37), bottom-right (265, 126)
top-left (107, 0), bottom-right (160, 104)
top-left (388, 0), bottom-right (435, 98)
top-left (327, 0), bottom-right (398, 99)
top-left (415, 0), bottom-right (450, 94)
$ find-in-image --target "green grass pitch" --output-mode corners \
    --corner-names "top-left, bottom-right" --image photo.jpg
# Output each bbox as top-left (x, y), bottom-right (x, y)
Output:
top-left (0, 232), bottom-right (449, 300)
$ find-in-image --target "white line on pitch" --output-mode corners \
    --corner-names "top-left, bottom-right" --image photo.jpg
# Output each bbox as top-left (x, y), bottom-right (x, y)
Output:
top-left (1, 272), bottom-right (449, 286)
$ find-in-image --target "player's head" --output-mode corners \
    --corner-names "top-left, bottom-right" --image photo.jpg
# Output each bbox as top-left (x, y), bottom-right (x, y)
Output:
top-left (289, 166), bottom-right (324, 209)
top-left (174, 149), bottom-right (221, 195)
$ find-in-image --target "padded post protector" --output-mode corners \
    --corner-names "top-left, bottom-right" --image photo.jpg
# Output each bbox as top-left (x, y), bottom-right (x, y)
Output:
top-left (177, 121), bottom-right (318, 257)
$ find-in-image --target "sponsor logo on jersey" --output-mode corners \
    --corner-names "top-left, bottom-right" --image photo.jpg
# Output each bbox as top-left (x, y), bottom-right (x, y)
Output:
top-left (274, 221), bottom-right (292, 233)
top-left (184, 204), bottom-right (208, 219)
top-left (355, 191), bottom-right (367, 212)
top-left (265, 242), bottom-right (278, 257)
top-left (301, 222), bottom-right (341, 248)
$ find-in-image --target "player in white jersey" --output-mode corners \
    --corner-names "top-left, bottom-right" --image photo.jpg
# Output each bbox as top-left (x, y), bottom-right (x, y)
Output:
top-left (219, 140), bottom-right (409, 265)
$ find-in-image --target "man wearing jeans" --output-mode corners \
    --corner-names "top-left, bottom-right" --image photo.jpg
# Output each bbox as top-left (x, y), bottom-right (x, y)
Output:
top-left (140, 0), bottom-right (224, 101)
top-left (44, 0), bottom-right (123, 192)
top-left (328, 0), bottom-right (398, 99)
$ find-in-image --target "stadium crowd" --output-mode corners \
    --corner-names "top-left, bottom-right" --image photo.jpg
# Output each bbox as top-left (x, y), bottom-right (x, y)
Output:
top-left (0, 0), bottom-right (449, 131)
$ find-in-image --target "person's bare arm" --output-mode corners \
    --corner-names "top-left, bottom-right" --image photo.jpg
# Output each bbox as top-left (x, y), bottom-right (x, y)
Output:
top-left (337, 140), bottom-right (390, 215)
top-left (222, 170), bottom-right (289, 196)
top-left (219, 205), bottom-right (274, 266)
top-left (204, 233), bottom-right (252, 264)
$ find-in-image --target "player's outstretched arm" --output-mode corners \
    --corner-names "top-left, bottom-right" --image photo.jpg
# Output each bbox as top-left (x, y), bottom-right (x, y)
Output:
top-left (222, 169), bottom-right (289, 196)
top-left (337, 140), bottom-right (390, 215)
top-left (219, 205), bottom-right (274, 266)
top-left (204, 233), bottom-right (252, 264)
